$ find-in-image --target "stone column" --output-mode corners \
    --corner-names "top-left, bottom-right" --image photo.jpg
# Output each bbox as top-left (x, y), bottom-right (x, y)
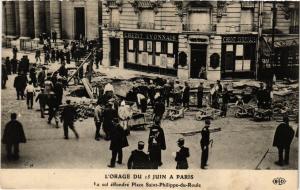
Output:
top-left (50, 1), bottom-right (61, 39)
top-left (33, 1), bottom-right (42, 39)
top-left (19, 1), bottom-right (30, 38)
top-left (5, 1), bottom-right (17, 37)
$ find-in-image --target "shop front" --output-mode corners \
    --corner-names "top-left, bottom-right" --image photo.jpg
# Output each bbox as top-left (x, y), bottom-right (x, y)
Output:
top-left (123, 31), bottom-right (179, 76)
top-left (221, 35), bottom-right (257, 79)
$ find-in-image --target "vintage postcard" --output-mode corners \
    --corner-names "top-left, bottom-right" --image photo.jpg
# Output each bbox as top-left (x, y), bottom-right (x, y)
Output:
top-left (0, 0), bottom-right (298, 189)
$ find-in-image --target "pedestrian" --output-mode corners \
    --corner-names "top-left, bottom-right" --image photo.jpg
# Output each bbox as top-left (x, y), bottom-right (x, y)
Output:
top-left (102, 103), bottom-right (117, 140)
top-left (153, 97), bottom-right (165, 124)
top-left (273, 116), bottom-right (295, 166)
top-left (257, 82), bottom-right (267, 109)
top-left (137, 91), bottom-right (147, 113)
top-left (44, 76), bottom-right (54, 93)
top-left (29, 65), bottom-right (37, 87)
top-left (197, 82), bottom-right (204, 108)
top-left (52, 30), bottom-right (57, 43)
top-left (14, 72), bottom-right (27, 100)
top-left (24, 81), bottom-right (36, 109)
top-left (60, 100), bottom-right (79, 139)
top-left (118, 100), bottom-right (131, 136)
top-left (148, 80), bottom-right (156, 106)
top-left (127, 141), bottom-right (151, 169)
top-left (18, 56), bottom-right (27, 74)
top-left (44, 51), bottom-right (50, 65)
top-left (53, 78), bottom-right (64, 106)
top-left (200, 119), bottom-right (211, 169)
top-left (5, 57), bottom-right (11, 75)
top-left (24, 55), bottom-right (30, 74)
top-left (51, 48), bottom-right (56, 63)
top-left (107, 118), bottom-right (129, 168)
top-left (182, 81), bottom-right (190, 109)
top-left (59, 49), bottom-right (65, 64)
top-left (37, 67), bottom-right (46, 88)
top-left (173, 80), bottom-right (182, 106)
top-left (35, 88), bottom-right (47, 118)
top-left (12, 46), bottom-right (18, 59)
top-left (221, 87), bottom-right (230, 117)
top-left (148, 123), bottom-right (166, 169)
top-left (35, 49), bottom-right (41, 64)
top-left (58, 63), bottom-right (68, 78)
top-left (65, 49), bottom-right (71, 64)
top-left (39, 33), bottom-right (43, 44)
top-left (11, 57), bottom-right (18, 74)
top-left (94, 102), bottom-right (103, 141)
top-left (175, 138), bottom-right (190, 169)
top-left (47, 91), bottom-right (59, 128)
top-left (2, 63), bottom-right (8, 89)
top-left (2, 113), bottom-right (26, 160)
top-left (163, 80), bottom-right (172, 107)
top-left (55, 48), bottom-right (60, 62)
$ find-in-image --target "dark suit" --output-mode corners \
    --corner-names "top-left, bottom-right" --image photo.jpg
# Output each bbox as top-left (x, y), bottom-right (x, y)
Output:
top-left (175, 146), bottom-right (190, 169)
top-left (127, 150), bottom-right (150, 169)
top-left (273, 123), bottom-right (295, 165)
top-left (35, 92), bottom-right (48, 118)
top-left (200, 127), bottom-right (210, 168)
top-left (182, 86), bottom-right (190, 108)
top-left (102, 107), bottom-right (117, 139)
top-left (148, 126), bottom-right (166, 169)
top-left (61, 104), bottom-right (78, 138)
top-left (197, 86), bottom-right (204, 108)
top-left (2, 120), bottom-right (26, 160)
top-left (14, 75), bottom-right (27, 99)
top-left (110, 123), bottom-right (129, 166)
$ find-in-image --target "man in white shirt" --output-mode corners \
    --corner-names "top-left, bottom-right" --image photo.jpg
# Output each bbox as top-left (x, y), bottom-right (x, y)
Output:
top-left (25, 81), bottom-right (36, 109)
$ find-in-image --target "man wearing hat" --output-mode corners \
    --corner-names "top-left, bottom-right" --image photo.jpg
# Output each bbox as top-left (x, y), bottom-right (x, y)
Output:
top-left (197, 82), bottom-right (204, 108)
top-left (127, 141), bottom-right (151, 169)
top-left (148, 124), bottom-right (166, 169)
top-left (102, 103), bottom-right (118, 140)
top-left (13, 71), bottom-right (27, 100)
top-left (61, 100), bottom-right (79, 139)
top-left (200, 119), bottom-right (211, 169)
top-left (273, 115), bottom-right (295, 166)
top-left (35, 88), bottom-right (47, 118)
top-left (108, 118), bottom-right (129, 168)
top-left (47, 91), bottom-right (59, 128)
top-left (182, 81), bottom-right (190, 109)
top-left (175, 138), bottom-right (190, 169)
top-left (94, 102), bottom-right (103, 141)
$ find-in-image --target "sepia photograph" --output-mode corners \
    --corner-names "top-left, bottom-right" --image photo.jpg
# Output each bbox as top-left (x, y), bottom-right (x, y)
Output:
top-left (0, 0), bottom-right (299, 189)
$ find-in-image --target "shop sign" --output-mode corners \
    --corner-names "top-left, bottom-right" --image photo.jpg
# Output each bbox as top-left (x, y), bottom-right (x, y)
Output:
top-left (222, 36), bottom-right (257, 44)
top-left (124, 32), bottom-right (178, 42)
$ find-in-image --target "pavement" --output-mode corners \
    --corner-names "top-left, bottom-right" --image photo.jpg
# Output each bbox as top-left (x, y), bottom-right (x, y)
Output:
top-left (1, 48), bottom-right (298, 169)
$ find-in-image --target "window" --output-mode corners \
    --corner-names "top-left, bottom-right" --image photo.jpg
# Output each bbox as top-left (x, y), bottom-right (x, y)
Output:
top-left (128, 39), bottom-right (134, 51)
top-left (188, 12), bottom-right (211, 32)
top-left (138, 10), bottom-right (155, 29)
top-left (111, 9), bottom-right (120, 24)
top-left (240, 9), bottom-right (253, 32)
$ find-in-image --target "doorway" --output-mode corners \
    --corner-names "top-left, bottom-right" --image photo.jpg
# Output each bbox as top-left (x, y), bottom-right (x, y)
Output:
top-left (110, 38), bottom-right (120, 66)
top-left (74, 7), bottom-right (85, 40)
top-left (190, 44), bottom-right (207, 78)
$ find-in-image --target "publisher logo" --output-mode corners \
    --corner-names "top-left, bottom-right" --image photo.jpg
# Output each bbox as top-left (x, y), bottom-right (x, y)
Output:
top-left (273, 177), bottom-right (286, 185)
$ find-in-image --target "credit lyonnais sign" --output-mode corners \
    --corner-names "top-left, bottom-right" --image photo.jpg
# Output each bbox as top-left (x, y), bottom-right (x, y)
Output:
top-left (222, 36), bottom-right (257, 44)
top-left (124, 32), bottom-right (178, 42)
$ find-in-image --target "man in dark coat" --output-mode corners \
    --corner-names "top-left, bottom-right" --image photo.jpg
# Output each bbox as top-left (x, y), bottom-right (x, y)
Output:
top-left (175, 138), bottom-right (190, 169)
top-left (53, 79), bottom-right (64, 105)
top-left (47, 92), bottom-right (59, 127)
top-left (2, 63), bottom-right (8, 89)
top-left (29, 65), bottom-right (37, 87)
top-left (12, 46), bottom-right (18, 59)
top-left (11, 57), bottom-right (18, 74)
top-left (102, 103), bottom-right (117, 140)
top-left (60, 100), bottom-right (79, 139)
top-left (18, 56), bottom-right (27, 74)
top-left (197, 82), bottom-right (204, 108)
top-left (108, 118), bottom-right (129, 168)
top-left (153, 97), bottom-right (165, 124)
top-left (14, 72), bottom-right (27, 100)
top-left (182, 82), bottom-right (190, 108)
top-left (273, 116), bottom-right (295, 166)
top-left (58, 63), bottom-right (68, 78)
top-left (35, 88), bottom-right (47, 118)
top-left (128, 141), bottom-right (151, 169)
top-left (5, 57), bottom-right (11, 75)
top-left (2, 113), bottom-right (26, 160)
top-left (52, 30), bottom-right (57, 43)
top-left (37, 67), bottom-right (46, 88)
top-left (221, 87), bottom-right (230, 117)
top-left (201, 119), bottom-right (211, 169)
top-left (163, 80), bottom-right (172, 107)
top-left (257, 82), bottom-right (268, 109)
top-left (148, 124), bottom-right (166, 169)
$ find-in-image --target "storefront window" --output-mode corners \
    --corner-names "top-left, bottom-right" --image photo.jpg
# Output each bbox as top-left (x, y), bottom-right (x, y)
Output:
top-left (167, 43), bottom-right (173, 54)
top-left (156, 42), bottom-right (161, 53)
top-left (128, 39), bottom-right (134, 51)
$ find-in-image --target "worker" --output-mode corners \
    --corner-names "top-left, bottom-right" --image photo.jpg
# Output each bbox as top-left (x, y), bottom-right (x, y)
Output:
top-left (200, 119), bottom-right (211, 169)
top-left (175, 138), bottom-right (190, 169)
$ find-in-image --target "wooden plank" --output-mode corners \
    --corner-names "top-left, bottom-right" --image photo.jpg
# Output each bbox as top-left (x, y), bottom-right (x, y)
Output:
top-left (67, 52), bottom-right (92, 84)
top-left (82, 78), bottom-right (94, 99)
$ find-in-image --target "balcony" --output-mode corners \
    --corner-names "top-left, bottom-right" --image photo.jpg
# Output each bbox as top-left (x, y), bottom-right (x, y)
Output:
top-left (137, 22), bottom-right (155, 30)
top-left (239, 24), bottom-right (257, 32)
top-left (107, 22), bottom-right (120, 30)
top-left (182, 24), bottom-right (216, 33)
top-left (290, 26), bottom-right (299, 34)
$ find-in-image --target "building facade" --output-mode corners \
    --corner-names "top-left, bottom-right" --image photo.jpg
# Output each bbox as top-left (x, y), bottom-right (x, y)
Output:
top-left (2, 1), bottom-right (101, 41)
top-left (2, 1), bottom-right (299, 80)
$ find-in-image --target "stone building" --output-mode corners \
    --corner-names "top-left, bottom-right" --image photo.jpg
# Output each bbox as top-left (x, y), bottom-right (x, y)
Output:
top-left (102, 0), bottom-right (299, 80)
top-left (2, 1), bottom-right (101, 41)
top-left (2, 1), bottom-right (299, 80)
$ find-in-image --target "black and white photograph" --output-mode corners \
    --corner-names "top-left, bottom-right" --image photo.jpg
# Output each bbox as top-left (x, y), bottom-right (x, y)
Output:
top-left (1, 0), bottom-right (299, 189)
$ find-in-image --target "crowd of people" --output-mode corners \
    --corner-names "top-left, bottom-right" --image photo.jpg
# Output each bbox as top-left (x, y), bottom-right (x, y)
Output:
top-left (1, 41), bottom-right (296, 169)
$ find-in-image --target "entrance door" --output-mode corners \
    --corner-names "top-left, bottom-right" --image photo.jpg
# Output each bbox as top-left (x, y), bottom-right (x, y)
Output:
top-left (110, 38), bottom-right (120, 66)
top-left (74, 7), bottom-right (85, 40)
top-left (190, 44), bottom-right (207, 78)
